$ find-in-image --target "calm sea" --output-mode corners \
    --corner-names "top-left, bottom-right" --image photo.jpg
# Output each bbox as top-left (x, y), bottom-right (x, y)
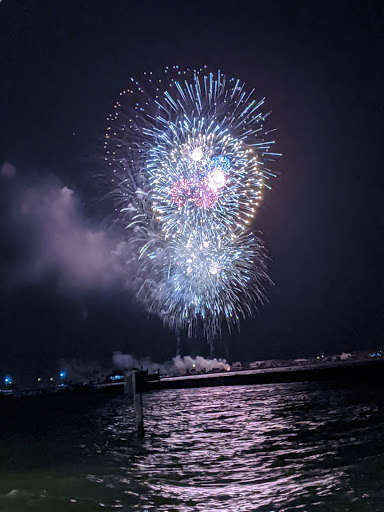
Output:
top-left (0, 381), bottom-right (384, 511)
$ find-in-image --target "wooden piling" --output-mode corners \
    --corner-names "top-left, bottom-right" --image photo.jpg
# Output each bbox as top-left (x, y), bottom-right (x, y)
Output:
top-left (125, 369), bottom-right (144, 436)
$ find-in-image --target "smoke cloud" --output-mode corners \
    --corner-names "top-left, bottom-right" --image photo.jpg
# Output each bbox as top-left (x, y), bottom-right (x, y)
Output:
top-left (59, 358), bottom-right (113, 384)
top-left (1, 161), bottom-right (16, 179)
top-left (112, 352), bottom-right (230, 375)
top-left (1, 167), bottom-right (132, 292)
top-left (58, 353), bottom-right (230, 383)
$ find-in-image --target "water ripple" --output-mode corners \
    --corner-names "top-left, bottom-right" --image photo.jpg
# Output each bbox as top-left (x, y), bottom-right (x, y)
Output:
top-left (1, 381), bottom-right (384, 511)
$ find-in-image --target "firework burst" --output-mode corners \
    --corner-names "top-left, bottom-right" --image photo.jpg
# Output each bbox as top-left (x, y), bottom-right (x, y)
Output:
top-left (105, 66), bottom-right (279, 338)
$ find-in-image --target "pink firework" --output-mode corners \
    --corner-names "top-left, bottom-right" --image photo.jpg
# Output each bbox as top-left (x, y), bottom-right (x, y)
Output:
top-left (192, 181), bottom-right (220, 208)
top-left (170, 179), bottom-right (192, 207)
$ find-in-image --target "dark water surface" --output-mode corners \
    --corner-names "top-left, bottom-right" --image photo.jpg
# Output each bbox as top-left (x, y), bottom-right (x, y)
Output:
top-left (1, 381), bottom-right (384, 511)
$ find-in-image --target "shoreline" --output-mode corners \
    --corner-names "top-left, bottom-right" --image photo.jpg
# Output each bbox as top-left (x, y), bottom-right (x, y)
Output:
top-left (146, 358), bottom-right (384, 391)
top-left (2, 358), bottom-right (383, 400)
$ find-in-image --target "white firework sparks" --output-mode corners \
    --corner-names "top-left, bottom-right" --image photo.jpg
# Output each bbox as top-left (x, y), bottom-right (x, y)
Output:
top-left (105, 66), bottom-right (279, 338)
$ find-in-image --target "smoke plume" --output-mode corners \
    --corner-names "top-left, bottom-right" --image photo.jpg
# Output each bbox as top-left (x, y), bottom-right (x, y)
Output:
top-left (58, 358), bottom-right (113, 384)
top-left (112, 352), bottom-right (230, 375)
top-left (1, 167), bottom-right (133, 293)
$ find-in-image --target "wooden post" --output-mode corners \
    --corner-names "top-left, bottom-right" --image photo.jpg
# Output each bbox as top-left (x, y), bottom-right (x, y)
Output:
top-left (125, 369), bottom-right (144, 436)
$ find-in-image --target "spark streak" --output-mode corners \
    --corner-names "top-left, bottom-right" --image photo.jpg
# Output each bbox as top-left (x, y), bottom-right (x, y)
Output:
top-left (105, 67), bottom-right (279, 338)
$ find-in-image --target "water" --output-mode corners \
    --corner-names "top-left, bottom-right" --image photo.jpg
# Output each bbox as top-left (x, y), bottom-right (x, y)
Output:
top-left (1, 381), bottom-right (384, 511)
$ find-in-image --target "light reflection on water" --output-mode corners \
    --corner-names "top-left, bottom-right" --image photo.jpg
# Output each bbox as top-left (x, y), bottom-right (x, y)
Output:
top-left (1, 382), bottom-right (384, 511)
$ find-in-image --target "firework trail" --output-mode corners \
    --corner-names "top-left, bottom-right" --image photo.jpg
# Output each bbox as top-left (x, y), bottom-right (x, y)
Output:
top-left (105, 66), bottom-right (279, 338)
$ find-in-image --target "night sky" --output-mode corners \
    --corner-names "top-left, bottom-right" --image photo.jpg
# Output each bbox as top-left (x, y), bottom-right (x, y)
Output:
top-left (1, 1), bottom-right (383, 382)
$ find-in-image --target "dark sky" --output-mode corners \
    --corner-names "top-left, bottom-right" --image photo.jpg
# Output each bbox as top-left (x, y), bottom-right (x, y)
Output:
top-left (1, 0), bottom-right (383, 382)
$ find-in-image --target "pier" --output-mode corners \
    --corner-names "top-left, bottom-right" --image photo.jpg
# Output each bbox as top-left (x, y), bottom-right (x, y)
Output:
top-left (122, 358), bottom-right (384, 394)
top-left (124, 359), bottom-right (384, 433)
